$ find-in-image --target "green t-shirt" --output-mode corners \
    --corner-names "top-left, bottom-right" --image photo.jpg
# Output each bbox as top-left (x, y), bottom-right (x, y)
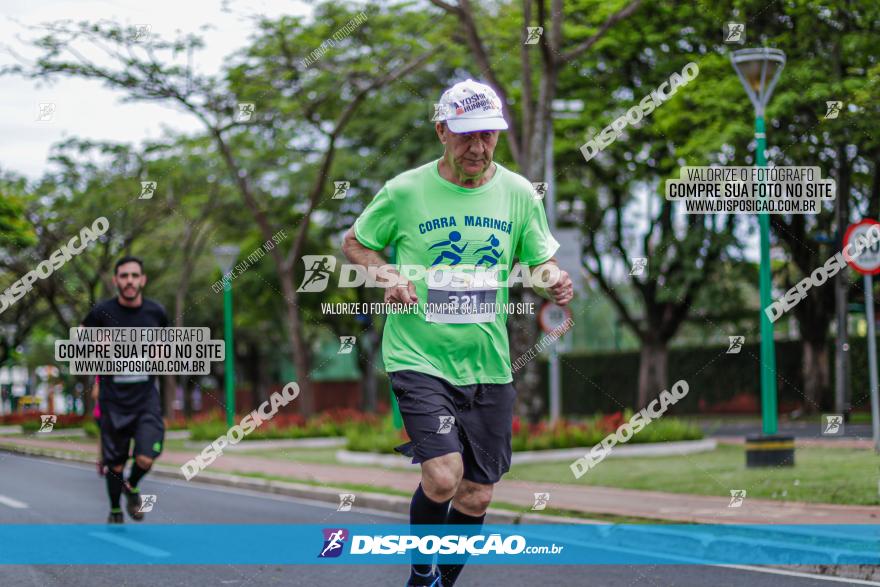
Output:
top-left (354, 158), bottom-right (559, 385)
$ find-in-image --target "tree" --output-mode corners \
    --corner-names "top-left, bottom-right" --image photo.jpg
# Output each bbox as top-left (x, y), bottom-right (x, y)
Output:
top-left (546, 0), bottom-right (743, 406)
top-left (4, 4), bottom-right (440, 415)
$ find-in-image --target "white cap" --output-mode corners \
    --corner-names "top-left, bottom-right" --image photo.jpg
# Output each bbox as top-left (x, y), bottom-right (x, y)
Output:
top-left (435, 78), bottom-right (508, 133)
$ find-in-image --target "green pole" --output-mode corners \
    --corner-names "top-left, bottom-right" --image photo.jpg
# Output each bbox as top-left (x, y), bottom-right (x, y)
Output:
top-left (223, 279), bottom-right (235, 428)
top-left (755, 115), bottom-right (778, 435)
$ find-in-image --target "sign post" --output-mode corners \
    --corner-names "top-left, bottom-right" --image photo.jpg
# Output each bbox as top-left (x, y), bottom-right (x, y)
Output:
top-left (538, 302), bottom-right (573, 426)
top-left (844, 219), bottom-right (880, 453)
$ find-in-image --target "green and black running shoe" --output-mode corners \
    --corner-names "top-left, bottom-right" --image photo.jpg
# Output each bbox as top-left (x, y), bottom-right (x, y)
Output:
top-left (107, 509), bottom-right (124, 524)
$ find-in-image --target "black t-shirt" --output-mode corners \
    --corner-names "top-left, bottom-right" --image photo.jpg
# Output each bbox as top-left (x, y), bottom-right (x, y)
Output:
top-left (82, 298), bottom-right (169, 413)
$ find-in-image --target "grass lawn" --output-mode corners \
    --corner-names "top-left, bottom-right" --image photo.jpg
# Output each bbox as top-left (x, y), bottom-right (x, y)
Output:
top-left (507, 444), bottom-right (880, 505)
top-left (167, 439), bottom-right (350, 465)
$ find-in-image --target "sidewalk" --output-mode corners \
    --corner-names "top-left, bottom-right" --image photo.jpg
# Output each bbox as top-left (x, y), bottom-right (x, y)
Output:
top-left (3, 435), bottom-right (879, 525)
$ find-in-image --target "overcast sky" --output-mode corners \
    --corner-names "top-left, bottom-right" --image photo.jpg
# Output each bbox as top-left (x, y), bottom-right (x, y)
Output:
top-left (0, 0), bottom-right (310, 180)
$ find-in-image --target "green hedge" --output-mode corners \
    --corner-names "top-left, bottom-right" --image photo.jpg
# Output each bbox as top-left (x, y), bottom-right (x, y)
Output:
top-left (543, 337), bottom-right (872, 416)
top-left (84, 420), bottom-right (99, 438)
top-left (345, 413), bottom-right (702, 454)
top-left (510, 416), bottom-right (702, 452)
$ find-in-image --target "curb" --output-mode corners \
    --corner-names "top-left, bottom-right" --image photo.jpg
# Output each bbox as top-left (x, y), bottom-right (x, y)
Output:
top-left (337, 438), bottom-right (719, 468)
top-left (0, 442), bottom-right (598, 526)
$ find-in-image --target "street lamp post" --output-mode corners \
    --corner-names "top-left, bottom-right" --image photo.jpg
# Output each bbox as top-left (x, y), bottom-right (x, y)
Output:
top-left (732, 48), bottom-right (795, 466)
top-left (545, 99), bottom-right (583, 425)
top-left (213, 245), bottom-right (240, 428)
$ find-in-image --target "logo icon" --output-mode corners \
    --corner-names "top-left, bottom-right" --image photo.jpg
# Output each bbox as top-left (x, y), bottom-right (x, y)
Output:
top-left (337, 493), bottom-right (355, 512)
top-left (822, 414), bottom-right (844, 436)
top-left (824, 101), bottom-right (842, 120)
top-left (138, 494), bottom-right (157, 513)
top-left (437, 415), bottom-right (455, 434)
top-left (338, 336), bottom-right (356, 354)
top-left (431, 103), bottom-right (450, 122)
top-left (727, 336), bottom-right (745, 354)
top-left (630, 257), bottom-right (647, 276)
top-left (724, 23), bottom-right (745, 44)
top-left (37, 103), bottom-right (56, 122)
top-left (332, 181), bottom-right (350, 200)
top-left (132, 24), bottom-right (151, 43)
top-left (525, 27), bottom-right (543, 45)
top-left (318, 528), bottom-right (348, 558)
top-left (139, 181), bottom-right (157, 200)
top-left (532, 492), bottom-right (550, 511)
top-left (728, 489), bottom-right (746, 508)
top-left (297, 255), bottom-right (337, 292)
top-left (237, 103), bottom-right (255, 122)
top-left (38, 415), bottom-right (57, 433)
top-left (531, 182), bottom-right (547, 200)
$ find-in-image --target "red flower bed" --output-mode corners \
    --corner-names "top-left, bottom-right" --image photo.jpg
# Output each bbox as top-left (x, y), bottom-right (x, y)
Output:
top-left (0, 413), bottom-right (85, 426)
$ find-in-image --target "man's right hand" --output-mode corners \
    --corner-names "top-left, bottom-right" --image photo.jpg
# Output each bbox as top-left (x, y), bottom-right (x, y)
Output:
top-left (384, 278), bottom-right (418, 305)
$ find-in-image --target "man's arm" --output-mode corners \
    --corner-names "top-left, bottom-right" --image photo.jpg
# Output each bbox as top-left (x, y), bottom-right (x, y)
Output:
top-left (529, 257), bottom-right (574, 306)
top-left (341, 228), bottom-right (417, 305)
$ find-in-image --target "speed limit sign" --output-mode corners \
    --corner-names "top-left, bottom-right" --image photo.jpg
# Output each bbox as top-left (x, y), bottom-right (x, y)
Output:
top-left (538, 301), bottom-right (572, 335)
top-left (844, 219), bottom-right (880, 275)
top-left (843, 218), bottom-right (880, 453)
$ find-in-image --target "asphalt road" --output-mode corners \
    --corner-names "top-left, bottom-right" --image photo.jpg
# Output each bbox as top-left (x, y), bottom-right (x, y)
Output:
top-left (0, 452), bottom-right (872, 587)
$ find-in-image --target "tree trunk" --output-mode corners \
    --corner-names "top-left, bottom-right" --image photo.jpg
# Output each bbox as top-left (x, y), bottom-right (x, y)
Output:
top-left (162, 375), bottom-right (176, 419)
top-left (279, 271), bottom-right (313, 416)
top-left (637, 340), bottom-right (669, 408)
top-left (510, 290), bottom-right (543, 423)
top-left (802, 337), bottom-right (830, 413)
top-left (174, 282), bottom-right (189, 419)
top-left (359, 325), bottom-right (379, 413)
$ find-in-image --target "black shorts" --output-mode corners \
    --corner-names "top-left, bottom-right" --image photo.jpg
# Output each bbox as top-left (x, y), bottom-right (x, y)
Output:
top-left (390, 370), bottom-right (516, 485)
top-left (99, 407), bottom-right (165, 466)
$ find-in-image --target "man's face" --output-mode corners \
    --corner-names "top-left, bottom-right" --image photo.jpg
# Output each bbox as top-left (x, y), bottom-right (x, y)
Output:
top-left (113, 261), bottom-right (146, 301)
top-left (436, 122), bottom-right (500, 178)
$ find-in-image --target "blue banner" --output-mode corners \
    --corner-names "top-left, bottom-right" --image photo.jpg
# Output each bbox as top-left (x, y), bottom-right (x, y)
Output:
top-left (1, 524), bottom-right (877, 565)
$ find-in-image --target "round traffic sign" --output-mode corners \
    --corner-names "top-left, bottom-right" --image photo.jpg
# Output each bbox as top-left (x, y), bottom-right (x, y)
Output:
top-left (843, 219), bottom-right (880, 275)
top-left (538, 301), bottom-right (573, 335)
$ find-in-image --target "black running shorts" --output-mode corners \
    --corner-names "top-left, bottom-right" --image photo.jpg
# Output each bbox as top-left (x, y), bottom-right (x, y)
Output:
top-left (99, 407), bottom-right (165, 466)
top-left (390, 369), bottom-right (516, 485)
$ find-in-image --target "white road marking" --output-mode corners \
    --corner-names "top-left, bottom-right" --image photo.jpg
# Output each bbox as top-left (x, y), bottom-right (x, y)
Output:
top-left (88, 532), bottom-right (171, 558)
top-left (720, 564), bottom-right (880, 585)
top-left (0, 494), bottom-right (28, 509)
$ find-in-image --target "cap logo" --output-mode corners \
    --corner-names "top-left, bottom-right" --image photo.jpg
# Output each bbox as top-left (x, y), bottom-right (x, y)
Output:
top-left (457, 92), bottom-right (493, 115)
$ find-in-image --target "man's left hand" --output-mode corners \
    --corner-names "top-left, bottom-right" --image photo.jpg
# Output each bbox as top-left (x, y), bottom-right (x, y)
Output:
top-left (548, 268), bottom-right (574, 306)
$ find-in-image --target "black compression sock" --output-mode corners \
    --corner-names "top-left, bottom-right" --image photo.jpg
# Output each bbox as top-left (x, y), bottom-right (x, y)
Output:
top-left (127, 463), bottom-right (149, 489)
top-left (409, 483), bottom-right (451, 579)
top-left (440, 506), bottom-right (486, 586)
top-left (106, 470), bottom-right (124, 510)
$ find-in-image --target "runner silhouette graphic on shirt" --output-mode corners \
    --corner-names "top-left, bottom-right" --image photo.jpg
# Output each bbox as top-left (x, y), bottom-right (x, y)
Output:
top-left (429, 231), bottom-right (468, 266)
top-left (475, 234), bottom-right (503, 267)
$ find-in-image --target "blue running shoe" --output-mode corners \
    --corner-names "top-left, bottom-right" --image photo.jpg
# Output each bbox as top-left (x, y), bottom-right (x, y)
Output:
top-left (407, 567), bottom-right (442, 586)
